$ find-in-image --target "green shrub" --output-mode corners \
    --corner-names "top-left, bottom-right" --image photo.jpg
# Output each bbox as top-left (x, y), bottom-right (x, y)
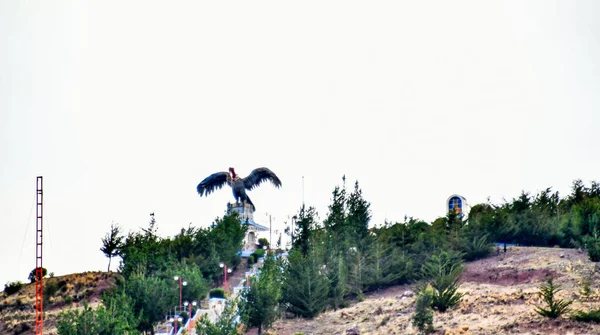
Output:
top-left (180, 311), bottom-right (189, 324)
top-left (378, 315), bottom-right (390, 327)
top-left (64, 296), bottom-right (73, 305)
top-left (421, 250), bottom-right (465, 312)
top-left (534, 277), bottom-right (572, 318)
top-left (28, 267), bottom-right (47, 283)
top-left (584, 234), bottom-right (600, 262)
top-left (252, 248), bottom-right (265, 259)
top-left (258, 238), bottom-right (269, 248)
top-left (210, 288), bottom-right (225, 299)
top-left (572, 309), bottom-right (600, 322)
top-left (43, 280), bottom-right (59, 302)
top-left (3, 281), bottom-right (24, 296)
top-left (248, 256), bottom-right (255, 267)
top-left (231, 254), bottom-right (242, 268)
top-left (412, 286), bottom-right (434, 334)
top-left (463, 234), bottom-right (493, 261)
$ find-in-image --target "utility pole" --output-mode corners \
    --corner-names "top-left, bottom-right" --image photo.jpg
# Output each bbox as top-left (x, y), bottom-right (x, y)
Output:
top-left (269, 215), bottom-right (272, 248)
top-left (302, 176), bottom-right (305, 206)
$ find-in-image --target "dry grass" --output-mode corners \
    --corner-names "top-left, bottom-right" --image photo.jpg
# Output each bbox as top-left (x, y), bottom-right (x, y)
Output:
top-left (264, 247), bottom-right (600, 335)
top-left (0, 271), bottom-right (120, 335)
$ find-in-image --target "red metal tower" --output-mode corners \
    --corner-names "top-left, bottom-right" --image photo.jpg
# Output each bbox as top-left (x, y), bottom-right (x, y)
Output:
top-left (35, 176), bottom-right (44, 335)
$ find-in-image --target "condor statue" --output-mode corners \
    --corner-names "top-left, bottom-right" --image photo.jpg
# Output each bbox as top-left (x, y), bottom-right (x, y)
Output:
top-left (196, 167), bottom-right (282, 211)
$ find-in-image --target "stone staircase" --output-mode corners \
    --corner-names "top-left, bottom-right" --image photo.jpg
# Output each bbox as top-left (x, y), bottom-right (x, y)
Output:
top-left (155, 259), bottom-right (263, 335)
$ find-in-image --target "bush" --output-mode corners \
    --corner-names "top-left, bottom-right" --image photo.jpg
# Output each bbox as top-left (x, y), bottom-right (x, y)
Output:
top-left (64, 296), bottom-right (73, 305)
top-left (4, 281), bottom-right (24, 296)
top-left (421, 250), bottom-right (465, 312)
top-left (231, 254), bottom-right (242, 269)
top-left (535, 277), bottom-right (572, 318)
top-left (412, 286), bottom-right (434, 334)
top-left (584, 234), bottom-right (600, 262)
top-left (248, 256), bottom-right (255, 267)
top-left (43, 280), bottom-right (59, 303)
top-left (210, 288), bottom-right (225, 299)
top-left (258, 238), bottom-right (269, 248)
top-left (180, 311), bottom-right (189, 324)
top-left (252, 248), bottom-right (265, 259)
top-left (572, 309), bottom-right (600, 322)
top-left (12, 321), bottom-right (30, 335)
top-left (463, 234), bottom-right (493, 261)
top-left (28, 267), bottom-right (47, 283)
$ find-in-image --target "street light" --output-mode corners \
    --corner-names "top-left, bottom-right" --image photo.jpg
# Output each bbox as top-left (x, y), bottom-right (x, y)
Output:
top-left (172, 316), bottom-right (183, 333)
top-left (168, 316), bottom-right (183, 334)
top-left (184, 300), bottom-right (198, 332)
top-left (173, 275), bottom-right (187, 314)
top-left (219, 262), bottom-right (232, 291)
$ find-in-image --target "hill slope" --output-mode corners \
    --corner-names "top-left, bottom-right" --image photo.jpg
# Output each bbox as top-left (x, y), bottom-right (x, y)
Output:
top-left (0, 271), bottom-right (120, 335)
top-left (266, 247), bottom-right (600, 335)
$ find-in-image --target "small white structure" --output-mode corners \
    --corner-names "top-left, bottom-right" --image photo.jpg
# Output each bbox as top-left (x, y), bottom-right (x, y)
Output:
top-left (226, 202), bottom-right (269, 253)
top-left (446, 194), bottom-right (469, 219)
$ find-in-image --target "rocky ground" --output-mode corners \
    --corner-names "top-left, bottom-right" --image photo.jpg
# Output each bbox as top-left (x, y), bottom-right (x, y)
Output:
top-left (255, 247), bottom-right (600, 335)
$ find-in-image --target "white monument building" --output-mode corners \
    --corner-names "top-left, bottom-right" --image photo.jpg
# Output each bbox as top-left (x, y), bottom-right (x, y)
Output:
top-left (226, 202), bottom-right (269, 254)
top-left (446, 194), bottom-right (470, 219)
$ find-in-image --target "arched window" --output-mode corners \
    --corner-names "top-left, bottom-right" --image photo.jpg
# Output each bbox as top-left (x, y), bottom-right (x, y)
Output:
top-left (448, 196), bottom-right (463, 214)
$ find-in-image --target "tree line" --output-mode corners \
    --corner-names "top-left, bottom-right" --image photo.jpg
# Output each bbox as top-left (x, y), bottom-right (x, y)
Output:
top-left (58, 212), bottom-right (248, 334)
top-left (219, 179), bottom-right (600, 334)
top-left (50, 177), bottom-right (600, 334)
top-left (467, 179), bottom-right (600, 257)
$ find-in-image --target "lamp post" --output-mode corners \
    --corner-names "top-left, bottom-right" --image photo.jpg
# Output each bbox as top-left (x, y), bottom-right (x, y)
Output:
top-left (219, 262), bottom-right (232, 291)
top-left (265, 213), bottom-right (273, 248)
top-left (173, 275), bottom-right (187, 315)
top-left (184, 300), bottom-right (198, 331)
top-left (171, 316), bottom-right (183, 333)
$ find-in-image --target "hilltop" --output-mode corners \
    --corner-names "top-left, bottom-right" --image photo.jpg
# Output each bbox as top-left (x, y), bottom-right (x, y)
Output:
top-left (261, 247), bottom-right (600, 335)
top-left (0, 271), bottom-right (121, 335)
top-left (3, 247), bottom-right (600, 335)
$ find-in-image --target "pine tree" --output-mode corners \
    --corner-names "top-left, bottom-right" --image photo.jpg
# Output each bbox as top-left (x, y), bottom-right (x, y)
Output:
top-left (196, 299), bottom-right (241, 335)
top-left (283, 248), bottom-right (330, 317)
top-left (323, 185), bottom-right (347, 237)
top-left (100, 222), bottom-right (124, 272)
top-left (240, 252), bottom-right (284, 335)
top-left (346, 181), bottom-right (371, 244)
top-left (292, 205), bottom-right (318, 256)
top-left (326, 251), bottom-right (349, 310)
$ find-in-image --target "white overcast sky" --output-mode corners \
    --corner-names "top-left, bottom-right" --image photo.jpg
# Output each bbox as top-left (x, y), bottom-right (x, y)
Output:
top-left (1, 1), bottom-right (599, 285)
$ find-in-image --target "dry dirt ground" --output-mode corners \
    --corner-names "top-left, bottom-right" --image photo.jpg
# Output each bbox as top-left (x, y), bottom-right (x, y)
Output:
top-left (0, 271), bottom-right (119, 335)
top-left (253, 247), bottom-right (600, 335)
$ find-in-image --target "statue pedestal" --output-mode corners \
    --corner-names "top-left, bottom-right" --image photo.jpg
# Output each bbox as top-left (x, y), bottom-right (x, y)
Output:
top-left (226, 202), bottom-right (255, 222)
top-left (227, 202), bottom-right (269, 253)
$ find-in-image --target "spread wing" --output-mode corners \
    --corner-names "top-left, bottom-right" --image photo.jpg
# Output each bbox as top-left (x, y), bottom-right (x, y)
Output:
top-left (243, 167), bottom-right (282, 191)
top-left (197, 172), bottom-right (231, 196)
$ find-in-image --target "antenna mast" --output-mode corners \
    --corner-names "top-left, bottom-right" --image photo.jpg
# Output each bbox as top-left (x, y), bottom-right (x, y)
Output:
top-left (35, 176), bottom-right (44, 335)
top-left (302, 176), bottom-right (305, 206)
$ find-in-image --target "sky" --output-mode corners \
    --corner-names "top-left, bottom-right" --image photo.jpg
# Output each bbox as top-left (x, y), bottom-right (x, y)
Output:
top-left (1, 0), bottom-right (599, 286)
